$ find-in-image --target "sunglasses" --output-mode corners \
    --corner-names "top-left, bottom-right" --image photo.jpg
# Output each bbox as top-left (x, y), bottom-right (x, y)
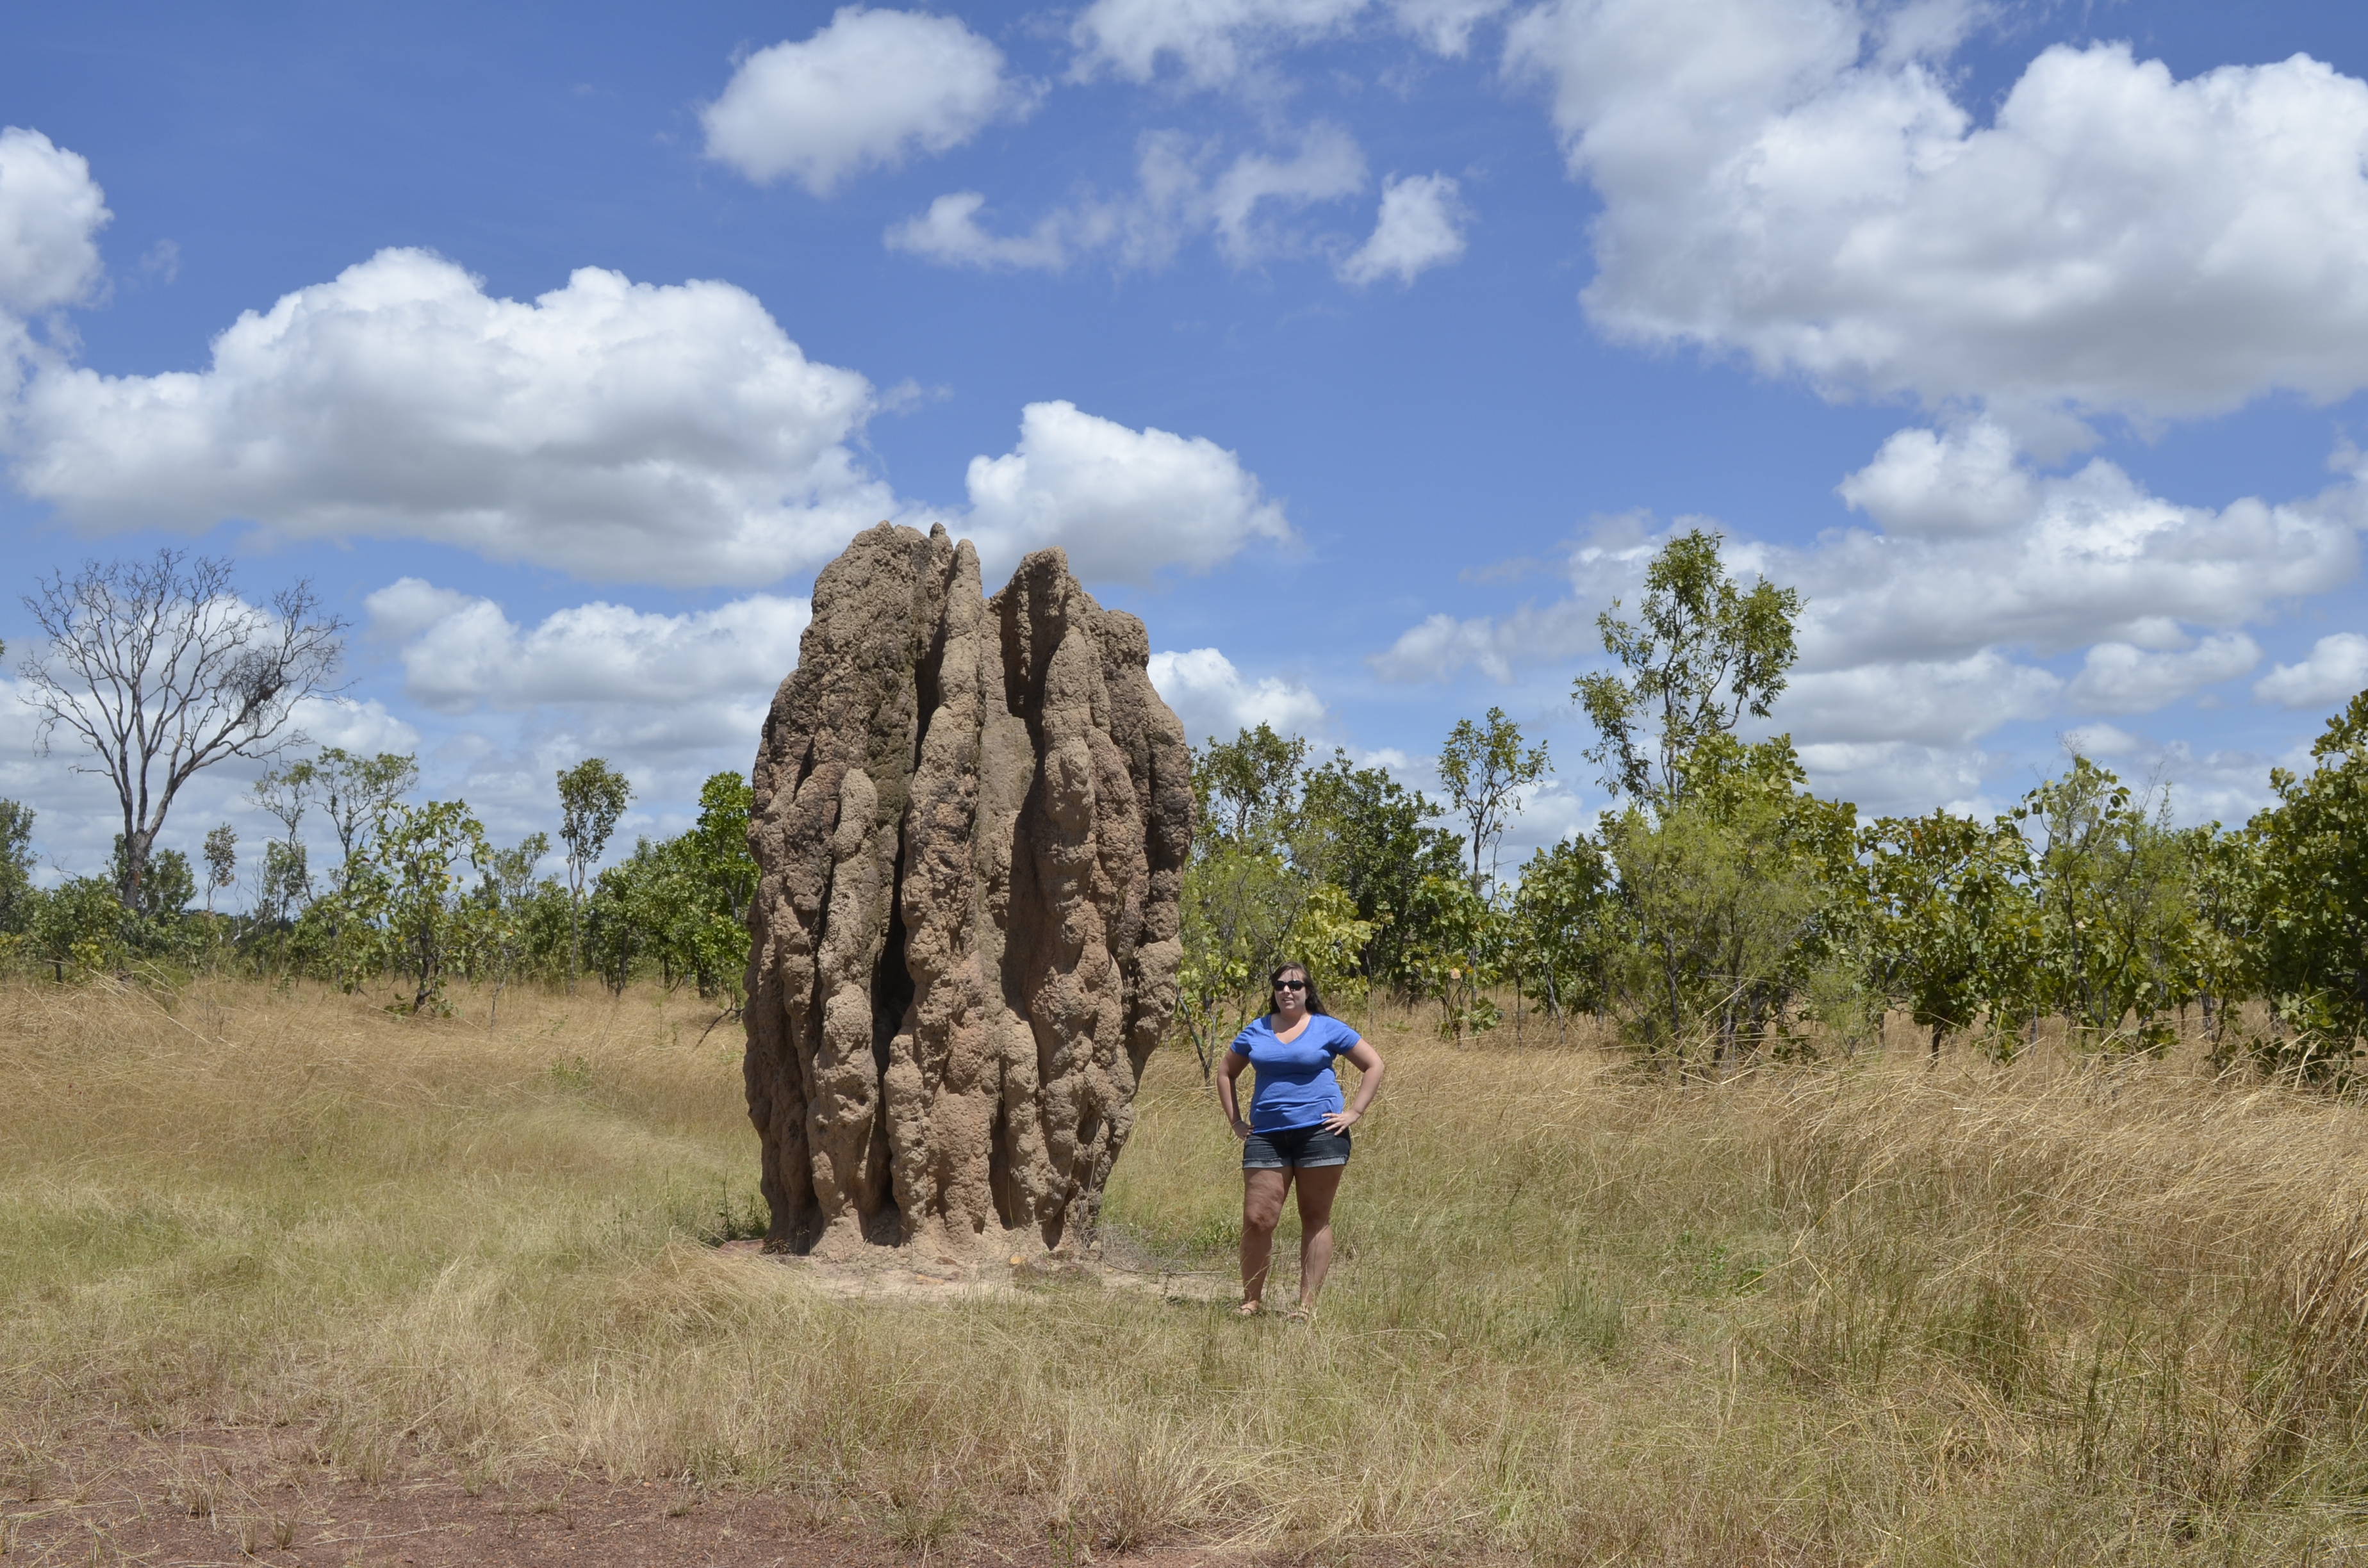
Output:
top-left (1274, 979), bottom-right (1306, 990)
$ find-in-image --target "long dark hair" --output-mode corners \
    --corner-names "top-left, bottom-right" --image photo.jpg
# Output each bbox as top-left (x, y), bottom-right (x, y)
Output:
top-left (1265, 962), bottom-right (1329, 1018)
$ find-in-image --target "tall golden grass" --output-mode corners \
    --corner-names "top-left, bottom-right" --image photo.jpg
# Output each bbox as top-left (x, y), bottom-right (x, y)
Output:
top-left (7, 973), bottom-right (2368, 1562)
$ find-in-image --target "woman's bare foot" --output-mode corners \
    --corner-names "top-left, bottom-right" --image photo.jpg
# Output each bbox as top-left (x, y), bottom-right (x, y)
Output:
top-left (1235, 1299), bottom-right (1263, 1317)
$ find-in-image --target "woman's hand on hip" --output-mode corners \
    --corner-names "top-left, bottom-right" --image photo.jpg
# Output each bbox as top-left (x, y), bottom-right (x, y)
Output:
top-left (1229, 1116), bottom-right (1251, 1141)
top-left (1320, 1107), bottom-right (1360, 1134)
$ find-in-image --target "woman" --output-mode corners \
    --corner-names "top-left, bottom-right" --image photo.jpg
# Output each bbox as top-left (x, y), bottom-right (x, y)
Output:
top-left (1216, 963), bottom-right (1386, 1321)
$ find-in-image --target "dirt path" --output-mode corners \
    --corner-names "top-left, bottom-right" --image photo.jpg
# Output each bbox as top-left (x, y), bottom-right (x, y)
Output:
top-left (5, 1425), bottom-right (1228, 1567)
top-left (7, 1252), bottom-right (1244, 1567)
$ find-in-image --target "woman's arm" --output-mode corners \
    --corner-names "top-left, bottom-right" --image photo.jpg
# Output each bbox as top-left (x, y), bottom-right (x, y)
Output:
top-left (1215, 1049), bottom-right (1252, 1139)
top-left (1319, 1039), bottom-right (1385, 1134)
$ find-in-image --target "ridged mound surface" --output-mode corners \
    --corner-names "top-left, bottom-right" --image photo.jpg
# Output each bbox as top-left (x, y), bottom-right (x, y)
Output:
top-left (743, 522), bottom-right (1192, 1255)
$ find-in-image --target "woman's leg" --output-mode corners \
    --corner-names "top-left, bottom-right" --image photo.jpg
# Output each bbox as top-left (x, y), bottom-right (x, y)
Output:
top-left (1240, 1168), bottom-right (1291, 1307)
top-left (1291, 1164), bottom-right (1346, 1307)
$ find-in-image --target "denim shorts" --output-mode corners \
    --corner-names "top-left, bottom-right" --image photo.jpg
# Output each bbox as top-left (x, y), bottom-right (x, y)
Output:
top-left (1242, 1124), bottom-right (1352, 1170)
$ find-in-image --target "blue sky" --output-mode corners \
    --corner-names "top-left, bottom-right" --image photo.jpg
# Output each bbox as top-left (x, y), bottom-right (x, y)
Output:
top-left (4, 0), bottom-right (2368, 890)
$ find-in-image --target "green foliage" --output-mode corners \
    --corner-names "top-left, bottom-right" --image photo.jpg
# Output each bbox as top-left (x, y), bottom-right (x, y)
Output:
top-left (2183, 826), bottom-right (2259, 1058)
top-left (557, 757), bottom-right (634, 991)
top-left (1574, 527), bottom-right (1801, 804)
top-left (1596, 737), bottom-right (1846, 1070)
top-left (575, 772), bottom-right (755, 1002)
top-left (1861, 809), bottom-right (2035, 1059)
top-left (690, 771), bottom-right (759, 924)
top-left (311, 748), bottom-right (421, 865)
top-left (1438, 706), bottom-right (1549, 894)
top-left (1192, 723), bottom-right (1306, 845)
top-left (473, 831), bottom-right (550, 1022)
top-left (256, 838), bottom-right (311, 928)
top-left (1176, 839), bottom-right (1309, 1075)
top-left (2242, 692), bottom-right (2368, 1080)
top-left (201, 823), bottom-right (237, 914)
top-left (3, 548), bottom-right (2359, 1096)
top-left (1510, 836), bottom-right (1615, 1027)
top-left (1296, 750), bottom-right (1464, 992)
top-left (28, 875), bottom-right (129, 973)
top-left (1401, 872), bottom-right (1504, 1042)
top-left (1294, 882), bottom-right (1378, 1012)
top-left (365, 799), bottom-right (491, 1015)
top-left (1174, 729), bottom-right (1427, 1072)
top-left (0, 800), bottom-right (34, 936)
top-left (586, 837), bottom-right (737, 998)
top-left (109, 837), bottom-right (194, 922)
top-left (2015, 757), bottom-right (2194, 1053)
top-left (1572, 528), bottom-right (1790, 805)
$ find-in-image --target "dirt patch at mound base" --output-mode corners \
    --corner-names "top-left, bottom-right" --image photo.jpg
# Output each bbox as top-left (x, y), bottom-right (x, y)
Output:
top-left (4, 1425), bottom-right (1240, 1567)
top-left (712, 1237), bottom-right (1237, 1305)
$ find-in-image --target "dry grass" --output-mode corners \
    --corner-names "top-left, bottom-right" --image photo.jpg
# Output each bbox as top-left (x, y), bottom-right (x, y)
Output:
top-left (8, 974), bottom-right (2368, 1562)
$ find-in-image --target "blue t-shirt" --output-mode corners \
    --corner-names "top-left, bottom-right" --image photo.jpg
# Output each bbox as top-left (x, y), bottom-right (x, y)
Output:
top-left (1229, 1013), bottom-right (1363, 1132)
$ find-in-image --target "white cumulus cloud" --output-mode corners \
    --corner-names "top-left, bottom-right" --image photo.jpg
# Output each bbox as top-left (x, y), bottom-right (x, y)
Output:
top-left (1393, 0), bottom-right (1509, 55)
top-left (964, 400), bottom-right (1293, 585)
top-left (0, 126), bottom-right (109, 317)
top-left (4, 243), bottom-right (1290, 592)
top-left (2254, 633), bottom-right (2368, 711)
top-left (1374, 421), bottom-right (2362, 816)
top-left (366, 579), bottom-right (812, 746)
top-left (889, 124), bottom-right (1367, 272)
top-left (9, 248), bottom-right (898, 588)
top-left (1071, 0), bottom-right (1372, 87)
top-left (1779, 651), bottom-right (2061, 747)
top-left (1836, 420), bottom-right (2034, 537)
top-left (883, 192), bottom-right (1069, 270)
top-left (2068, 633), bottom-right (2261, 714)
top-left (701, 8), bottom-right (1030, 194)
top-left (1809, 434), bottom-right (2356, 671)
top-left (1339, 173), bottom-right (1468, 286)
top-left (1147, 647), bottom-right (1328, 742)
top-left (336, 584), bottom-right (823, 854)
top-left (1067, 0), bottom-right (1504, 82)
top-left (286, 696), bottom-right (423, 756)
top-left (1506, 0), bottom-right (2368, 418)
top-left (1366, 595), bottom-right (1599, 683)
top-left (1791, 740), bottom-right (1991, 817)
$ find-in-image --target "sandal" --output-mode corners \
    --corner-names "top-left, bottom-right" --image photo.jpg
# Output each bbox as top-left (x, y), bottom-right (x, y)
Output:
top-left (1235, 1300), bottom-right (1263, 1317)
top-left (1283, 1304), bottom-right (1314, 1325)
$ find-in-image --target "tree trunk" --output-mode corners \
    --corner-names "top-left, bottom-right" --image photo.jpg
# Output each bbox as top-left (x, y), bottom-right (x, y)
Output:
top-left (566, 889), bottom-right (582, 996)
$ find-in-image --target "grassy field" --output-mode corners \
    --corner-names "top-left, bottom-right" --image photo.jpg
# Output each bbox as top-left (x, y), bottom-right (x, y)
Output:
top-left (8, 975), bottom-right (2368, 1563)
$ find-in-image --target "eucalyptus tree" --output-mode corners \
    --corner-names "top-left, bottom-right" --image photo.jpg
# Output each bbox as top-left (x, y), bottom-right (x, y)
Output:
top-left (1597, 736), bottom-right (1850, 1073)
top-left (476, 831), bottom-right (550, 1024)
top-left (18, 551), bottom-right (345, 910)
top-left (1509, 836), bottom-right (1614, 1034)
top-left (1437, 706), bottom-right (1549, 896)
top-left (201, 824), bottom-right (237, 916)
top-left (1175, 726), bottom-right (1320, 1075)
top-left (1192, 723), bottom-right (1307, 847)
top-left (1861, 808), bottom-right (2035, 1059)
top-left (1296, 751), bottom-right (1464, 992)
top-left (1574, 528), bottom-right (1800, 804)
top-left (369, 799), bottom-right (490, 1015)
top-left (2016, 757), bottom-right (2194, 1052)
top-left (556, 757), bottom-right (632, 993)
top-left (313, 747), bottom-right (420, 869)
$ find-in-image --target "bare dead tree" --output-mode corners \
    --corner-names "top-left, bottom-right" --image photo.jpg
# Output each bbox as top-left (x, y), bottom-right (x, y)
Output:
top-left (18, 551), bottom-right (348, 908)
